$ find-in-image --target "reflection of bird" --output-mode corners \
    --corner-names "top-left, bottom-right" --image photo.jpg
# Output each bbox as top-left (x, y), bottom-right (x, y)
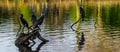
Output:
top-left (20, 14), bottom-right (29, 33)
top-left (81, 32), bottom-right (85, 41)
top-left (80, 5), bottom-right (85, 21)
top-left (78, 32), bottom-right (85, 50)
top-left (79, 32), bottom-right (85, 45)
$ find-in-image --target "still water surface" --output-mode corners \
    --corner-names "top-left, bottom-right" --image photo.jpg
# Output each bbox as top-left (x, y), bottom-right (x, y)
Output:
top-left (0, 1), bottom-right (120, 52)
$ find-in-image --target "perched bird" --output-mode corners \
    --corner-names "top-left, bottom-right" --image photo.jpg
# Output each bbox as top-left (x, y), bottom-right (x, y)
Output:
top-left (70, 5), bottom-right (85, 31)
top-left (30, 5), bottom-right (41, 30)
top-left (30, 5), bottom-right (47, 40)
top-left (38, 14), bottom-right (45, 25)
top-left (31, 14), bottom-right (37, 25)
top-left (38, 4), bottom-right (47, 25)
top-left (33, 4), bottom-right (47, 28)
top-left (20, 14), bottom-right (29, 33)
top-left (31, 14), bottom-right (38, 39)
top-left (31, 14), bottom-right (44, 31)
top-left (80, 5), bottom-right (85, 21)
top-left (31, 5), bottom-right (37, 25)
top-left (33, 14), bottom-right (45, 29)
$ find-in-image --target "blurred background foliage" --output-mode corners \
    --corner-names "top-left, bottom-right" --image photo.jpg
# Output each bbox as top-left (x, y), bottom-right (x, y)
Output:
top-left (0, 0), bottom-right (120, 27)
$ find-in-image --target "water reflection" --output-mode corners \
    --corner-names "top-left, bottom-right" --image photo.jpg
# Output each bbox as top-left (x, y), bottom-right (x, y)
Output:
top-left (15, 41), bottom-right (47, 52)
top-left (0, 1), bottom-right (120, 52)
top-left (76, 32), bottom-right (85, 51)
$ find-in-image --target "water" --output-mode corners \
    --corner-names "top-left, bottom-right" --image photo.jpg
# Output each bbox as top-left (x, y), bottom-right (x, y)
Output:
top-left (0, 1), bottom-right (120, 52)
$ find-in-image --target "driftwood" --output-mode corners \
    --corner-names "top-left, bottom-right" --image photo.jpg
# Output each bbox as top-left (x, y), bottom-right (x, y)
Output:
top-left (15, 29), bottom-right (48, 45)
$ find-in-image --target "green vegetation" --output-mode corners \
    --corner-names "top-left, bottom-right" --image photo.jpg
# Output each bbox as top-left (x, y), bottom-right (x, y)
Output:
top-left (20, 5), bottom-right (32, 26)
top-left (70, 4), bottom-right (78, 21)
top-left (102, 4), bottom-right (120, 27)
top-left (0, 0), bottom-right (120, 28)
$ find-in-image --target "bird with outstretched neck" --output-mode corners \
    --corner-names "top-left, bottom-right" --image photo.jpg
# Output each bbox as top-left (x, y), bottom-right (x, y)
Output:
top-left (20, 14), bottom-right (29, 33)
top-left (30, 4), bottom-right (49, 42)
top-left (33, 4), bottom-right (47, 29)
top-left (30, 14), bottom-right (37, 41)
top-left (38, 14), bottom-right (45, 25)
top-left (31, 5), bottom-right (42, 31)
top-left (31, 14), bottom-right (42, 31)
top-left (31, 5), bottom-right (37, 25)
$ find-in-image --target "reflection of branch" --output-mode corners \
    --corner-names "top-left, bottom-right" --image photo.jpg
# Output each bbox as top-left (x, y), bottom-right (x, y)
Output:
top-left (15, 30), bottom-right (39, 44)
top-left (16, 25), bottom-right (22, 37)
top-left (71, 17), bottom-right (81, 32)
top-left (15, 42), bottom-right (32, 52)
top-left (15, 41), bottom-right (48, 52)
top-left (16, 15), bottom-right (22, 37)
top-left (15, 30), bottom-right (48, 45)
top-left (35, 41), bottom-right (48, 52)
top-left (94, 19), bottom-right (97, 30)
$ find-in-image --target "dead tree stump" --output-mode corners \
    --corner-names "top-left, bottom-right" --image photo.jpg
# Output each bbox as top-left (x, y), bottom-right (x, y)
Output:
top-left (15, 30), bottom-right (48, 45)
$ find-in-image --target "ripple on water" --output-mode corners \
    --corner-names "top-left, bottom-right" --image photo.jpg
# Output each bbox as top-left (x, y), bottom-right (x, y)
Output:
top-left (38, 25), bottom-right (76, 52)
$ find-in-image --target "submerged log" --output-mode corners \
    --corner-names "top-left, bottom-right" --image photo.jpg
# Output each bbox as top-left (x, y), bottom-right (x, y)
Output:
top-left (15, 30), bottom-right (49, 45)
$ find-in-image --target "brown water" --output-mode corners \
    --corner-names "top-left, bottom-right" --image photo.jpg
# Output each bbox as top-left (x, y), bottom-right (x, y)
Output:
top-left (0, 1), bottom-right (120, 52)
